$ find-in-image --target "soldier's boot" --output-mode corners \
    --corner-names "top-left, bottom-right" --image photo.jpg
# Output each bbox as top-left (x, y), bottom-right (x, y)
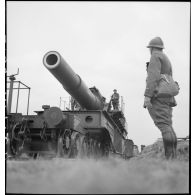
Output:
top-left (158, 124), bottom-right (176, 160)
top-left (161, 131), bottom-right (175, 160)
top-left (171, 127), bottom-right (177, 158)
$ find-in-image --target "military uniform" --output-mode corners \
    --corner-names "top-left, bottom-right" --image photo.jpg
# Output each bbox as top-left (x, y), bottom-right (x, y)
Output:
top-left (111, 91), bottom-right (119, 110)
top-left (70, 97), bottom-right (76, 110)
top-left (145, 49), bottom-right (177, 159)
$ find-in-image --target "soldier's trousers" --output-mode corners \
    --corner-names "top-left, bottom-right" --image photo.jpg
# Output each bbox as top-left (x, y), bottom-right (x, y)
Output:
top-left (147, 98), bottom-right (177, 159)
top-left (112, 101), bottom-right (119, 110)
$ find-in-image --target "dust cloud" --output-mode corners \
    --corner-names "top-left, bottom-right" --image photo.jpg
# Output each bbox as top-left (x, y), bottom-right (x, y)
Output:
top-left (6, 157), bottom-right (189, 194)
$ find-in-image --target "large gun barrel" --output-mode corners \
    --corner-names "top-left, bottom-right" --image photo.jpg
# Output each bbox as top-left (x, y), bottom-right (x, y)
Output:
top-left (43, 51), bottom-right (103, 110)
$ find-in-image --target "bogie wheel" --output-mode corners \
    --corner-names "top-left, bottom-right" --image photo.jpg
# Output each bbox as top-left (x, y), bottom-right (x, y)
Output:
top-left (9, 124), bottom-right (24, 158)
top-left (27, 152), bottom-right (39, 159)
top-left (93, 141), bottom-right (101, 158)
top-left (10, 139), bottom-right (23, 158)
top-left (100, 142), bottom-right (110, 157)
top-left (89, 139), bottom-right (96, 158)
top-left (79, 136), bottom-right (89, 158)
top-left (69, 133), bottom-right (82, 158)
top-left (57, 130), bottom-right (71, 158)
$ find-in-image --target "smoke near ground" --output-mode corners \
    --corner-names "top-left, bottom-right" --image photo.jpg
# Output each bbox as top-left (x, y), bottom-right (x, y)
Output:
top-left (6, 140), bottom-right (189, 194)
top-left (6, 159), bottom-right (189, 194)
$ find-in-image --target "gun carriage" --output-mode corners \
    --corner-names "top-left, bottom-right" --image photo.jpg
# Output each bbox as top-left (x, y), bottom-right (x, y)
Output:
top-left (7, 51), bottom-right (134, 159)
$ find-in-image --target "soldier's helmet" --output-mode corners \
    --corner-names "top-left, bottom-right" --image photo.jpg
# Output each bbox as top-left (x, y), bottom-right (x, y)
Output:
top-left (147, 37), bottom-right (164, 49)
top-left (113, 89), bottom-right (117, 92)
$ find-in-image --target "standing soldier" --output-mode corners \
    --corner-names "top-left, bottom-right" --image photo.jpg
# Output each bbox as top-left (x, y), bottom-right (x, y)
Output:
top-left (111, 89), bottom-right (119, 110)
top-left (70, 96), bottom-right (76, 110)
top-left (144, 37), bottom-right (177, 159)
top-left (70, 96), bottom-right (81, 111)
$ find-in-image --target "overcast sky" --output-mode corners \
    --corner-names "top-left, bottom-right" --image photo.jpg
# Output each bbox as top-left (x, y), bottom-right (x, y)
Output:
top-left (6, 1), bottom-right (190, 148)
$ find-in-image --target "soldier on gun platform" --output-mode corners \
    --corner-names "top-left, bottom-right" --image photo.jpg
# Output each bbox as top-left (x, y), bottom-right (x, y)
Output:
top-left (70, 97), bottom-right (81, 111)
top-left (111, 89), bottom-right (119, 110)
top-left (70, 96), bottom-right (76, 110)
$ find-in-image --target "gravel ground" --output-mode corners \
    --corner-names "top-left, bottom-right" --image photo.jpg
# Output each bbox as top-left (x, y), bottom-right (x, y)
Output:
top-left (6, 156), bottom-right (189, 194)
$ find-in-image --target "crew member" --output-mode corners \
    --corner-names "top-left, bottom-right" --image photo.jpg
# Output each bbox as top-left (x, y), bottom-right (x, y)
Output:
top-left (111, 89), bottom-right (119, 110)
top-left (70, 96), bottom-right (76, 110)
top-left (70, 97), bottom-right (81, 111)
top-left (144, 37), bottom-right (177, 159)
